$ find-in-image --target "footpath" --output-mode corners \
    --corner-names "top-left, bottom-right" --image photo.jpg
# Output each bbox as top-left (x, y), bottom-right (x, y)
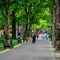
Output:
top-left (0, 37), bottom-right (56, 60)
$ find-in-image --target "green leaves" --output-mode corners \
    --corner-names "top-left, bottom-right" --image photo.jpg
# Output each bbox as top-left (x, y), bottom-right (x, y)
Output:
top-left (0, 0), bottom-right (52, 31)
top-left (16, 9), bottom-right (26, 25)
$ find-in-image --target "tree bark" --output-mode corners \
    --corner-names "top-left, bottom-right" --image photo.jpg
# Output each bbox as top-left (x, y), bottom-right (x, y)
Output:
top-left (4, 0), bottom-right (10, 40)
top-left (23, 7), bottom-right (30, 41)
top-left (55, 0), bottom-right (60, 49)
top-left (52, 0), bottom-right (56, 47)
top-left (12, 11), bottom-right (16, 39)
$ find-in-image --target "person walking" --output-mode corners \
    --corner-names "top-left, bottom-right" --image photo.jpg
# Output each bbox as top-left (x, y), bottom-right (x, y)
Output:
top-left (32, 33), bottom-right (36, 43)
top-left (26, 37), bottom-right (29, 44)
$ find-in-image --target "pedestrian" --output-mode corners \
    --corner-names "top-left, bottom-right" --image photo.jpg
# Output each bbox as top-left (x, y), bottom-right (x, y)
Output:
top-left (45, 34), bottom-right (49, 41)
top-left (26, 37), bottom-right (29, 44)
top-left (36, 32), bottom-right (39, 39)
top-left (32, 33), bottom-right (36, 43)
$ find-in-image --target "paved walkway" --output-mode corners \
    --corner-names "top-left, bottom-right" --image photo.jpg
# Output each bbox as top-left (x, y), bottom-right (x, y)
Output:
top-left (0, 38), bottom-right (55, 60)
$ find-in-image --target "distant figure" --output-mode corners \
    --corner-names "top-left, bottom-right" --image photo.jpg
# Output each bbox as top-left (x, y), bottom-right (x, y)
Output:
top-left (45, 34), bottom-right (49, 41)
top-left (38, 33), bottom-right (43, 40)
top-left (36, 32), bottom-right (39, 39)
top-left (32, 33), bottom-right (36, 43)
top-left (26, 37), bottom-right (29, 44)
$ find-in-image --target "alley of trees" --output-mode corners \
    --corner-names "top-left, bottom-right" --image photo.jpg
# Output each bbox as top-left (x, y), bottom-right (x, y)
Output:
top-left (0, 0), bottom-right (60, 50)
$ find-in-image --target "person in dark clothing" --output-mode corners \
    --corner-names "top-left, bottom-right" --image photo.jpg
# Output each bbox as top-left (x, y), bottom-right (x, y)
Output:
top-left (32, 33), bottom-right (36, 43)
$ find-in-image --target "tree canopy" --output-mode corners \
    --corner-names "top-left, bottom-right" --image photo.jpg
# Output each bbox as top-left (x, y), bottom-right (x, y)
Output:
top-left (0, 0), bottom-right (52, 40)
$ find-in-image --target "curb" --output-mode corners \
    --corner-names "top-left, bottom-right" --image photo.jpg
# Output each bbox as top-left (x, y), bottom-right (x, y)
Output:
top-left (0, 49), bottom-right (10, 54)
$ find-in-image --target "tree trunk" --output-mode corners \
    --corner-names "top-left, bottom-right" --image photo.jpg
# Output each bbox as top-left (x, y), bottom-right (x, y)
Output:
top-left (23, 7), bottom-right (30, 41)
top-left (4, 0), bottom-right (10, 40)
top-left (12, 11), bottom-right (16, 39)
top-left (25, 7), bottom-right (30, 30)
top-left (52, 0), bottom-right (56, 47)
top-left (55, 0), bottom-right (60, 50)
top-left (18, 21), bottom-right (20, 34)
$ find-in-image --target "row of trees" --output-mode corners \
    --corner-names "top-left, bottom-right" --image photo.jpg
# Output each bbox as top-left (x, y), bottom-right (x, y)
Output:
top-left (0, 0), bottom-right (60, 50)
top-left (0, 0), bottom-right (51, 41)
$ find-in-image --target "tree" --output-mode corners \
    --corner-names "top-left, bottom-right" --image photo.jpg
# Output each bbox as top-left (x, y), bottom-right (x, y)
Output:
top-left (0, 0), bottom-right (10, 40)
top-left (10, 0), bottom-right (20, 39)
top-left (55, 0), bottom-right (60, 49)
top-left (0, 0), bottom-right (22, 39)
top-left (51, 0), bottom-right (60, 50)
top-left (51, 0), bottom-right (56, 47)
top-left (22, 0), bottom-right (41, 40)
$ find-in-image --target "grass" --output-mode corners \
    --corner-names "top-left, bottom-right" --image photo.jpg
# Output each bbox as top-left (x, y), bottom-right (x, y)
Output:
top-left (12, 40), bottom-right (18, 46)
top-left (0, 43), bottom-right (4, 52)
